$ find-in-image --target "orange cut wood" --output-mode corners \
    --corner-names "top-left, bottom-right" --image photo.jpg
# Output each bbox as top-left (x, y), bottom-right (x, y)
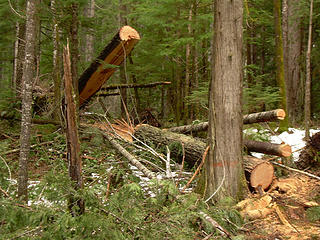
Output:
top-left (250, 162), bottom-right (274, 190)
top-left (78, 26), bottom-right (140, 106)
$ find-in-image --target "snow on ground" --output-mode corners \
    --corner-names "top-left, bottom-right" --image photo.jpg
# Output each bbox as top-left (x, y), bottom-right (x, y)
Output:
top-left (250, 128), bottom-right (320, 161)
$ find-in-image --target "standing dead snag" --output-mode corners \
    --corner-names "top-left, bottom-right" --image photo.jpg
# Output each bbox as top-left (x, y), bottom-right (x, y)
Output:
top-left (63, 43), bottom-right (84, 215)
top-left (78, 25), bottom-right (140, 106)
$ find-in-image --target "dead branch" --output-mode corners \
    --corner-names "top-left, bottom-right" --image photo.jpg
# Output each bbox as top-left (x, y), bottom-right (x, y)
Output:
top-left (102, 132), bottom-right (156, 179)
top-left (271, 161), bottom-right (320, 181)
top-left (199, 211), bottom-right (232, 239)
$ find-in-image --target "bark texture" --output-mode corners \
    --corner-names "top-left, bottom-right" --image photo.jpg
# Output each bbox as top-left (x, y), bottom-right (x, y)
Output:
top-left (244, 139), bottom-right (291, 157)
top-left (274, 0), bottom-right (288, 131)
top-left (18, 0), bottom-right (38, 201)
top-left (305, 0), bottom-right (313, 139)
top-left (287, 0), bottom-right (303, 125)
top-left (78, 26), bottom-right (140, 106)
top-left (207, 0), bottom-right (245, 202)
top-left (63, 44), bottom-right (84, 215)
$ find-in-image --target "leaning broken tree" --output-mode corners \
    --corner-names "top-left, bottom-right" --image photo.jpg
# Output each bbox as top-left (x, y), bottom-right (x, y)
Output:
top-left (78, 26), bottom-right (140, 106)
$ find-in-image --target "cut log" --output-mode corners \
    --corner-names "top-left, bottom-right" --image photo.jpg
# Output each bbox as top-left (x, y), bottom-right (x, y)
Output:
top-left (135, 124), bottom-right (206, 165)
top-left (134, 124), bottom-right (291, 165)
top-left (78, 26), bottom-right (140, 106)
top-left (244, 139), bottom-right (292, 157)
top-left (168, 109), bottom-right (286, 134)
top-left (243, 109), bottom-right (285, 124)
top-left (99, 81), bottom-right (171, 91)
top-left (244, 156), bottom-right (274, 190)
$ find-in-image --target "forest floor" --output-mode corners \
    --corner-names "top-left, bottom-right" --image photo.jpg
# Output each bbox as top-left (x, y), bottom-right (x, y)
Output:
top-left (241, 173), bottom-right (320, 239)
top-left (1, 119), bottom-right (320, 239)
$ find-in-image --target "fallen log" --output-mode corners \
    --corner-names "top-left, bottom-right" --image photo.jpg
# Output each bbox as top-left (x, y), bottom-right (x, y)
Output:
top-left (134, 124), bottom-right (292, 165)
top-left (297, 132), bottom-right (320, 170)
top-left (168, 109), bottom-right (286, 134)
top-left (99, 81), bottom-right (171, 91)
top-left (244, 156), bottom-right (274, 190)
top-left (134, 124), bottom-right (206, 165)
top-left (78, 26), bottom-right (140, 106)
top-left (244, 139), bottom-right (292, 157)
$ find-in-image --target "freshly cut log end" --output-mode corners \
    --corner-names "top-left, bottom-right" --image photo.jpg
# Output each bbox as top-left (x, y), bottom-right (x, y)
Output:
top-left (119, 25), bottom-right (141, 41)
top-left (279, 144), bottom-right (292, 157)
top-left (250, 162), bottom-right (274, 190)
top-left (78, 25), bottom-right (140, 106)
top-left (275, 109), bottom-right (286, 120)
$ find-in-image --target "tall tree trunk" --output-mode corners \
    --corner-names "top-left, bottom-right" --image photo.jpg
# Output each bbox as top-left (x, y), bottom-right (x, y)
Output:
top-left (287, 0), bottom-right (302, 125)
top-left (305, 0), bottom-right (313, 139)
top-left (205, 0), bottom-right (245, 203)
top-left (84, 0), bottom-right (95, 63)
top-left (51, 0), bottom-right (62, 122)
top-left (183, 4), bottom-right (193, 124)
top-left (18, 0), bottom-right (39, 202)
top-left (274, 0), bottom-right (288, 132)
top-left (282, 0), bottom-right (289, 111)
top-left (14, 19), bottom-right (26, 97)
top-left (119, 0), bottom-right (128, 119)
top-left (69, 3), bottom-right (79, 109)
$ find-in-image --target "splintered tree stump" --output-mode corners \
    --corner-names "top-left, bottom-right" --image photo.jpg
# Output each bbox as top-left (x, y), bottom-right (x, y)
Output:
top-left (297, 132), bottom-right (320, 169)
top-left (244, 156), bottom-right (274, 190)
top-left (78, 25), bottom-right (140, 105)
top-left (169, 109), bottom-right (286, 134)
top-left (244, 139), bottom-right (292, 157)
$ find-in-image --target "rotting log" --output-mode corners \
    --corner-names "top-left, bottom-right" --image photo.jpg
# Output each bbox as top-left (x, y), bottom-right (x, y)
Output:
top-left (169, 109), bottom-right (286, 134)
top-left (78, 25), bottom-right (140, 106)
top-left (99, 81), bottom-right (171, 91)
top-left (134, 124), bottom-right (291, 165)
top-left (243, 156), bottom-right (274, 190)
top-left (244, 139), bottom-right (291, 157)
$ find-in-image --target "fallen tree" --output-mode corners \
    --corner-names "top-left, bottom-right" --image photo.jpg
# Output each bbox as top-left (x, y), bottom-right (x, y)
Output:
top-left (134, 124), bottom-right (292, 165)
top-left (169, 109), bottom-right (286, 134)
top-left (99, 81), bottom-right (171, 91)
top-left (78, 25), bottom-right (140, 106)
top-left (134, 124), bottom-right (278, 189)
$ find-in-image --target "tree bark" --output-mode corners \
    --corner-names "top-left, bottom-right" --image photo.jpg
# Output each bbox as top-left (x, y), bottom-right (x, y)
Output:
top-left (168, 109), bottom-right (285, 134)
top-left (51, 0), bottom-right (62, 122)
top-left (244, 139), bottom-right (291, 157)
top-left (18, 0), bottom-right (39, 202)
top-left (287, 0), bottom-right (302, 125)
top-left (305, 0), bottom-right (313, 139)
top-left (69, 3), bottom-right (79, 111)
top-left (274, 0), bottom-right (289, 131)
top-left (134, 124), bottom-right (290, 164)
top-left (63, 43), bottom-right (84, 215)
top-left (78, 26), bottom-right (140, 106)
top-left (84, 0), bottom-right (95, 63)
top-left (206, 0), bottom-right (245, 202)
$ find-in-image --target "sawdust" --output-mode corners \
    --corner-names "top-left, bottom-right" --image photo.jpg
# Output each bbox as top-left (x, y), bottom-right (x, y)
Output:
top-left (239, 174), bottom-right (320, 239)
